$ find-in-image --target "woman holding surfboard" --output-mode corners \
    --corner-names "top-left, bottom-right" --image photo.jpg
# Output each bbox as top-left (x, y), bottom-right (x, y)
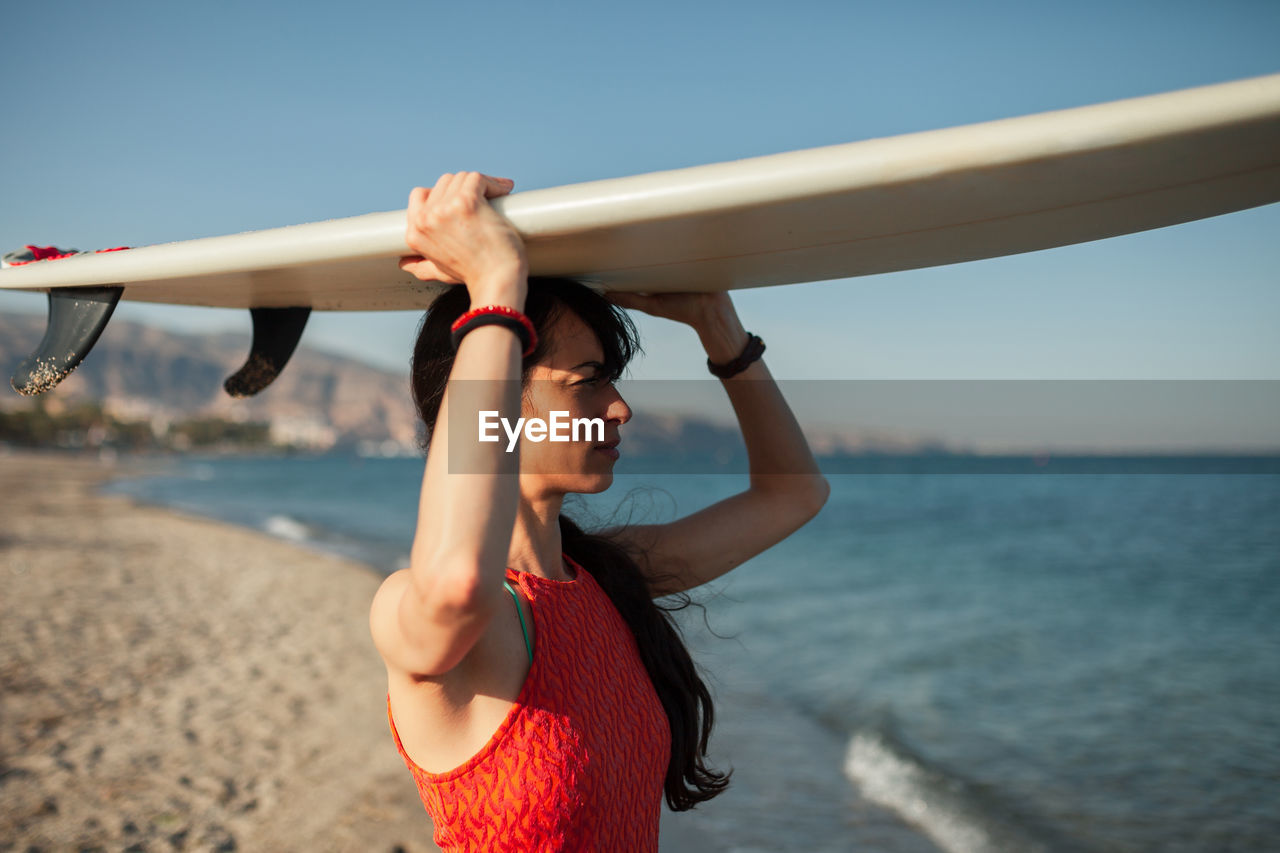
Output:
top-left (369, 171), bottom-right (829, 850)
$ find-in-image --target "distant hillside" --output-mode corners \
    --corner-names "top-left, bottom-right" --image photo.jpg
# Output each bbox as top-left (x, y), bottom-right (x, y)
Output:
top-left (0, 312), bottom-right (950, 455)
top-left (0, 312), bottom-right (419, 449)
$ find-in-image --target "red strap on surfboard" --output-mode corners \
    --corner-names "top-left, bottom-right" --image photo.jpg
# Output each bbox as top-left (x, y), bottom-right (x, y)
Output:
top-left (1, 244), bottom-right (130, 268)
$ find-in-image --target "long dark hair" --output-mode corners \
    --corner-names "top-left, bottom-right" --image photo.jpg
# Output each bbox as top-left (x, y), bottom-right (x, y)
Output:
top-left (410, 277), bottom-right (730, 810)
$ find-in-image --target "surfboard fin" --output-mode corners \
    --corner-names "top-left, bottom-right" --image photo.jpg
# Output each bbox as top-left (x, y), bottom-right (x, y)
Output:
top-left (223, 307), bottom-right (311, 398)
top-left (11, 286), bottom-right (124, 396)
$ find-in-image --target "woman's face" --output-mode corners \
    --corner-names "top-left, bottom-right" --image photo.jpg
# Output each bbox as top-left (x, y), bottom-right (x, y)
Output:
top-left (519, 308), bottom-right (631, 497)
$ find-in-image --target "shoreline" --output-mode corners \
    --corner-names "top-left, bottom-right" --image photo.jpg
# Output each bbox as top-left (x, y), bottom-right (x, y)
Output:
top-left (98, 453), bottom-right (415, 578)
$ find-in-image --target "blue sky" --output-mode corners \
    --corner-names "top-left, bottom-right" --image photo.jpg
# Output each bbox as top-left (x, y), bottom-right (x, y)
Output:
top-left (1, 1), bottom-right (1277, 445)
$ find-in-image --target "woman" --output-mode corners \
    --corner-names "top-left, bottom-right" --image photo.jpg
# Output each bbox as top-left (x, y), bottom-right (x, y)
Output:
top-left (369, 172), bottom-right (829, 850)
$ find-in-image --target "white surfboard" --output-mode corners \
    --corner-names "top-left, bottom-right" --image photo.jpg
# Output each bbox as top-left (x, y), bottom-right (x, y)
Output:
top-left (4, 72), bottom-right (1279, 395)
top-left (3, 72), bottom-right (1280, 311)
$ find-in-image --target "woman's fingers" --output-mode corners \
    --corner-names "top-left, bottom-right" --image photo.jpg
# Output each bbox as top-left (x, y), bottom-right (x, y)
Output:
top-left (432, 172), bottom-right (458, 197)
top-left (404, 184), bottom-right (437, 258)
top-left (606, 291), bottom-right (661, 312)
top-left (398, 254), bottom-right (463, 285)
top-left (479, 175), bottom-right (515, 198)
top-left (408, 185), bottom-right (431, 208)
top-left (402, 170), bottom-right (526, 287)
top-left (607, 290), bottom-right (729, 327)
top-left (424, 173), bottom-right (462, 224)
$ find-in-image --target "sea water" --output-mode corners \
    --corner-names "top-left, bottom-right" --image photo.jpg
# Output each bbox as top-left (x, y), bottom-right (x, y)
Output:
top-left (105, 455), bottom-right (1280, 852)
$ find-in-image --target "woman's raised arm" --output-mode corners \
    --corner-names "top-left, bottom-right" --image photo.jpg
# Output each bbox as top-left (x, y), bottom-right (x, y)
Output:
top-left (369, 172), bottom-right (528, 677)
top-left (603, 291), bottom-right (830, 596)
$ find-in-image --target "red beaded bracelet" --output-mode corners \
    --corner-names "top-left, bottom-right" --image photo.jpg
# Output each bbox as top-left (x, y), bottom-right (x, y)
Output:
top-left (450, 305), bottom-right (538, 358)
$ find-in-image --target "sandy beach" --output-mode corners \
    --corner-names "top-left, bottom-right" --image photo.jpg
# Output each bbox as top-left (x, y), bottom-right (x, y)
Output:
top-left (0, 450), bottom-right (439, 851)
top-left (1, 450), bottom-right (723, 852)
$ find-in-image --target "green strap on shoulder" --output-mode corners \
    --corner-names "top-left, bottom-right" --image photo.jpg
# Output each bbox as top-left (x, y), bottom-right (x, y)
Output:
top-left (503, 581), bottom-right (533, 666)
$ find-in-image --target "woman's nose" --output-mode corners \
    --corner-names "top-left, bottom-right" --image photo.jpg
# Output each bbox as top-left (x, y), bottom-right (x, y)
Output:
top-left (606, 389), bottom-right (631, 425)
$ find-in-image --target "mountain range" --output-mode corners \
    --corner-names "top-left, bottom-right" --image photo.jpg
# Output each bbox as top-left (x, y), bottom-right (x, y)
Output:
top-left (0, 311), bottom-right (947, 456)
top-left (0, 312), bottom-right (418, 450)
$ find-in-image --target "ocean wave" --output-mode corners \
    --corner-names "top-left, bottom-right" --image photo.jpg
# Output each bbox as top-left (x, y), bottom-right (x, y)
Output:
top-left (843, 725), bottom-right (1058, 853)
top-left (263, 514), bottom-right (311, 543)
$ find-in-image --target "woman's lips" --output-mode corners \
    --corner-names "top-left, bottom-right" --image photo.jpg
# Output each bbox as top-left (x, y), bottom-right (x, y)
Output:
top-left (595, 442), bottom-right (620, 460)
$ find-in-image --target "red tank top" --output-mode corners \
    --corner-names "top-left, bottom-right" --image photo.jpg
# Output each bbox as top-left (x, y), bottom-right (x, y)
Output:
top-left (387, 554), bottom-right (671, 851)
